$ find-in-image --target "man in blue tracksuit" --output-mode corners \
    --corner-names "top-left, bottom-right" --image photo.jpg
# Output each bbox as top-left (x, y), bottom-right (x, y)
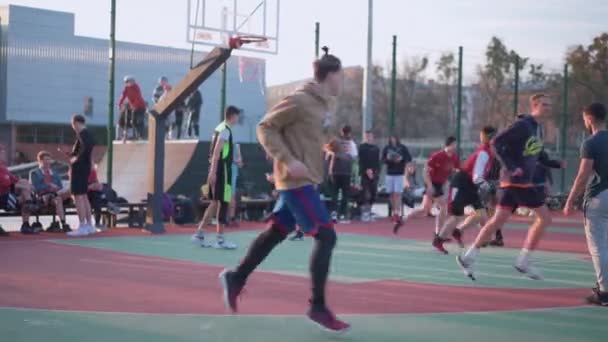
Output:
top-left (457, 93), bottom-right (553, 281)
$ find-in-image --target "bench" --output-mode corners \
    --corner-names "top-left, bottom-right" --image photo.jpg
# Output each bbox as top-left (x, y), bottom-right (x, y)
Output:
top-left (0, 202), bottom-right (147, 229)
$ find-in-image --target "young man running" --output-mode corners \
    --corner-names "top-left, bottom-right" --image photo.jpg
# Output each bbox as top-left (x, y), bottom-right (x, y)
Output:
top-left (433, 127), bottom-right (497, 254)
top-left (564, 102), bottom-right (608, 306)
top-left (192, 106), bottom-right (240, 249)
top-left (219, 47), bottom-right (350, 333)
top-left (457, 94), bottom-right (553, 280)
top-left (397, 137), bottom-right (459, 235)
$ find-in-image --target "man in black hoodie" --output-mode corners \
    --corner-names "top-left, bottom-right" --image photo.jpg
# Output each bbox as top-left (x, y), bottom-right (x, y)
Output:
top-left (457, 93), bottom-right (553, 281)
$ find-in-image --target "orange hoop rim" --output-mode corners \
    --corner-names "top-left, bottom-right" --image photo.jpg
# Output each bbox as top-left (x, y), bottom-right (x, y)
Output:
top-left (229, 35), bottom-right (268, 49)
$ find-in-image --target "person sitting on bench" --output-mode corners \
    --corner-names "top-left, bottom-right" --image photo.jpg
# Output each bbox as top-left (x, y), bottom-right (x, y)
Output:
top-left (1, 159), bottom-right (36, 235)
top-left (30, 151), bottom-right (71, 233)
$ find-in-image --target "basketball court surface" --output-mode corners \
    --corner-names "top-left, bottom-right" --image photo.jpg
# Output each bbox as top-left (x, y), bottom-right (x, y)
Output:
top-left (1, 214), bottom-right (606, 342)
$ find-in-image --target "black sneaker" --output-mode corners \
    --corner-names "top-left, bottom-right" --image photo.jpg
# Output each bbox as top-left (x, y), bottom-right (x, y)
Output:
top-left (62, 223), bottom-right (72, 233)
top-left (489, 238), bottom-right (504, 247)
top-left (31, 222), bottom-right (44, 233)
top-left (452, 229), bottom-right (464, 248)
top-left (289, 231), bottom-right (304, 241)
top-left (20, 222), bottom-right (38, 235)
top-left (392, 216), bottom-right (403, 234)
top-left (219, 269), bottom-right (246, 313)
top-left (46, 221), bottom-right (62, 233)
top-left (586, 288), bottom-right (608, 306)
top-left (0, 226), bottom-right (9, 237)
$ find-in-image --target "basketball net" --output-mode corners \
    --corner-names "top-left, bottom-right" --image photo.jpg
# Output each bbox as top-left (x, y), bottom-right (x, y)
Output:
top-left (238, 56), bottom-right (266, 95)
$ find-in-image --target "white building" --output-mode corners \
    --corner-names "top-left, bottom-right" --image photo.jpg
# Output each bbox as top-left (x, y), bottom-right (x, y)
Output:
top-left (0, 5), bottom-right (266, 163)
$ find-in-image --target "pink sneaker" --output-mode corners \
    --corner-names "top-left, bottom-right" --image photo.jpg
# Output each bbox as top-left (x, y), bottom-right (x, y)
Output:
top-left (307, 306), bottom-right (351, 333)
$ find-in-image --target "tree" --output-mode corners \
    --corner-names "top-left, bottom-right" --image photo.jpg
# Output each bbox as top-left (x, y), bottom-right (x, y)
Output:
top-left (475, 37), bottom-right (531, 129)
top-left (567, 32), bottom-right (608, 106)
top-left (436, 52), bottom-right (458, 133)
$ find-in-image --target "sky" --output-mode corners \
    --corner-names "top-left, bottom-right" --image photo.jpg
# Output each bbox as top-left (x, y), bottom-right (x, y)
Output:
top-left (4, 0), bottom-right (608, 85)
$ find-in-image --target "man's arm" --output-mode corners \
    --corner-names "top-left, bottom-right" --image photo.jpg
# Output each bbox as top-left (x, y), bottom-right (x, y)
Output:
top-left (29, 170), bottom-right (50, 193)
top-left (565, 158), bottom-right (593, 207)
top-left (471, 151), bottom-right (490, 184)
top-left (118, 88), bottom-right (127, 108)
top-left (208, 138), bottom-right (225, 182)
top-left (257, 96), bottom-right (299, 164)
top-left (492, 120), bottom-right (527, 172)
top-left (538, 151), bottom-right (563, 169)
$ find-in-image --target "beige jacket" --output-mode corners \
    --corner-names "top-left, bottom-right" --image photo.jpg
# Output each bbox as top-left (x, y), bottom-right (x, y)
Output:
top-left (257, 82), bottom-right (330, 190)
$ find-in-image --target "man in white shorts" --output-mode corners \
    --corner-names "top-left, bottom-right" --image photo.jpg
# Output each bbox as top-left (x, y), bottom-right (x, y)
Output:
top-left (382, 136), bottom-right (412, 231)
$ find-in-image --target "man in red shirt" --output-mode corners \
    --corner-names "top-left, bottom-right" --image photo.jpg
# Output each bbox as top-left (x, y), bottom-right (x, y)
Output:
top-left (118, 76), bottom-right (147, 140)
top-left (1, 159), bottom-right (35, 235)
top-left (397, 137), bottom-right (459, 236)
top-left (433, 127), bottom-right (497, 254)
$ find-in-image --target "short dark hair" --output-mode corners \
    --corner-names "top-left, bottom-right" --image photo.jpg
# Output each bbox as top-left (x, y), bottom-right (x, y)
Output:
top-left (481, 125), bottom-right (497, 138)
top-left (445, 136), bottom-right (457, 147)
top-left (225, 105), bottom-right (241, 119)
top-left (584, 102), bottom-right (606, 122)
top-left (72, 114), bottom-right (86, 124)
top-left (341, 125), bottom-right (352, 138)
top-left (313, 46), bottom-right (342, 82)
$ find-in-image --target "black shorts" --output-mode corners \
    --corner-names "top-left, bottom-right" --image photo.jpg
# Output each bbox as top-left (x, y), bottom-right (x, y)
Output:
top-left (70, 165), bottom-right (91, 195)
top-left (448, 171), bottom-right (483, 216)
top-left (424, 182), bottom-right (445, 199)
top-left (497, 186), bottom-right (545, 210)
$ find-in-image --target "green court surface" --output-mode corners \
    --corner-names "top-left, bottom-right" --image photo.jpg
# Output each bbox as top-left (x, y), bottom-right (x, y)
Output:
top-left (53, 231), bottom-right (595, 289)
top-left (2, 306), bottom-right (607, 342)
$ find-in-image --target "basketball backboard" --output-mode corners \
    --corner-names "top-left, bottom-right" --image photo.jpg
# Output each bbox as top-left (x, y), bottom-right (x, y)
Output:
top-left (187, 0), bottom-right (280, 54)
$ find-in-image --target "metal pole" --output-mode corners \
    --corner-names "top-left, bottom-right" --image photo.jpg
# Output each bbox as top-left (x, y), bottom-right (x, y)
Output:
top-left (220, 7), bottom-right (228, 121)
top-left (220, 62), bottom-right (227, 121)
top-left (513, 55), bottom-right (520, 116)
top-left (361, 0), bottom-right (373, 138)
top-left (315, 22), bottom-right (320, 58)
top-left (106, 0), bottom-right (116, 187)
top-left (560, 64), bottom-right (569, 194)
top-left (456, 46), bottom-right (463, 156)
top-left (389, 35), bottom-right (397, 135)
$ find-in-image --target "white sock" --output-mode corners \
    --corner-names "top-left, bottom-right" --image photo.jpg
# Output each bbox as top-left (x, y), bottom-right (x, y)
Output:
top-left (517, 248), bottom-right (531, 265)
top-left (217, 234), bottom-right (224, 242)
top-left (463, 247), bottom-right (479, 261)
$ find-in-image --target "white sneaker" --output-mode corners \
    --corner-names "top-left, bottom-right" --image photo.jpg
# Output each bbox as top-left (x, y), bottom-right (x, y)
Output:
top-left (514, 260), bottom-right (543, 280)
top-left (456, 254), bottom-right (476, 281)
top-left (338, 219), bottom-right (351, 224)
top-left (67, 226), bottom-right (90, 237)
top-left (361, 213), bottom-right (371, 223)
top-left (213, 238), bottom-right (237, 250)
top-left (191, 233), bottom-right (212, 247)
top-left (95, 224), bottom-right (108, 233)
top-left (85, 224), bottom-right (96, 235)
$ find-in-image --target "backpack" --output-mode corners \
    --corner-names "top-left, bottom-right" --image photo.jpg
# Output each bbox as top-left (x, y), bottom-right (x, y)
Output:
top-left (161, 193), bottom-right (175, 221)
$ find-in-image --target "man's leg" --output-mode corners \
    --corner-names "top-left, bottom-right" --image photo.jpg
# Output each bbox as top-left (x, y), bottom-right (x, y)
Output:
top-left (221, 195), bottom-right (294, 311)
top-left (583, 191), bottom-right (608, 300)
top-left (73, 195), bottom-right (86, 225)
top-left (338, 175), bottom-right (350, 221)
top-left (457, 207), bottom-right (512, 279)
top-left (329, 176), bottom-right (339, 221)
top-left (84, 195), bottom-right (93, 225)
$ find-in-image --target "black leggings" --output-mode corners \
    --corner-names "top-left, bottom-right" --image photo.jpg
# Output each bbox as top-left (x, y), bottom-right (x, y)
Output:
top-left (330, 175), bottom-right (350, 217)
top-left (188, 110), bottom-right (200, 137)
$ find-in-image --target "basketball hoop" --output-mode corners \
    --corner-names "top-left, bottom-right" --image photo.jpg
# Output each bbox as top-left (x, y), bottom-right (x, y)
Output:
top-left (229, 35), bottom-right (268, 49)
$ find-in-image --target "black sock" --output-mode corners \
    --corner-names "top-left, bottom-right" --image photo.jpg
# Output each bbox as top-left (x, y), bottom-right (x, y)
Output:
top-left (496, 229), bottom-right (503, 240)
top-left (310, 227), bottom-right (337, 309)
top-left (234, 225), bottom-right (287, 283)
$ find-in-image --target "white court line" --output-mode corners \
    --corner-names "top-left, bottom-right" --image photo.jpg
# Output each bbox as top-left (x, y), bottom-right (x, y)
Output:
top-left (0, 305), bottom-right (596, 318)
top-left (334, 251), bottom-right (591, 288)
